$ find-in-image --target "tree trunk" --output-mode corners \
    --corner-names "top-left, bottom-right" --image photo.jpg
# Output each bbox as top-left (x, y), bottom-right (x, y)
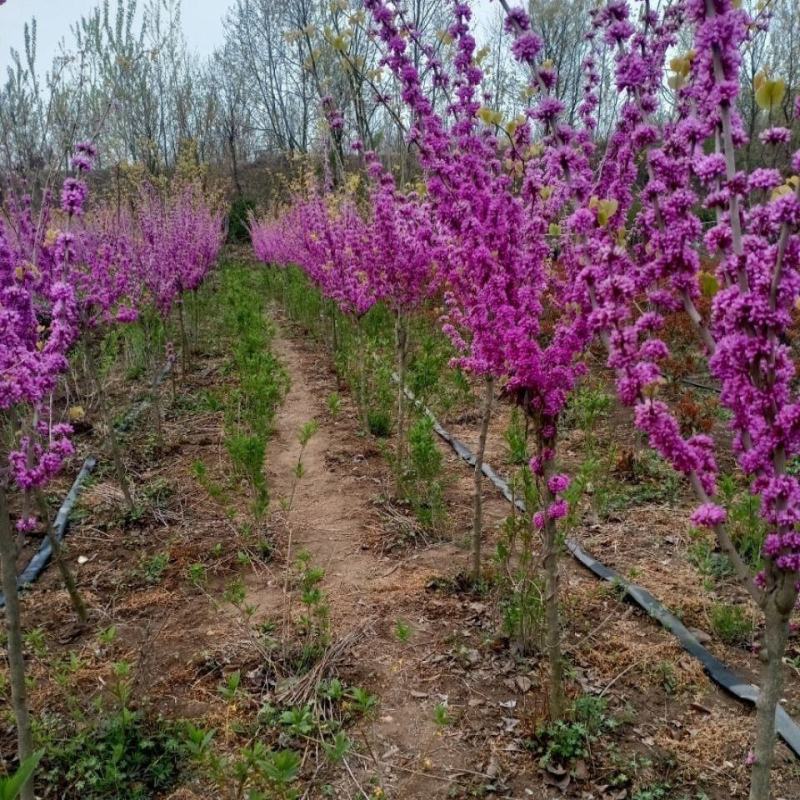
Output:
top-left (471, 376), bottom-right (495, 583)
top-left (229, 134), bottom-right (243, 197)
top-left (749, 600), bottom-right (790, 800)
top-left (35, 491), bottom-right (87, 623)
top-left (539, 429), bottom-right (565, 720)
top-left (87, 345), bottom-right (134, 513)
top-left (395, 312), bottom-right (409, 477)
top-left (0, 486), bottom-right (35, 800)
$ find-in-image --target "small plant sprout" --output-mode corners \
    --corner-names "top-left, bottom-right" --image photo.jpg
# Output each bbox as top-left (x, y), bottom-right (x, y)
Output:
top-left (327, 392), bottom-right (342, 416)
top-left (98, 626), bottom-right (118, 647)
top-left (224, 577), bottom-right (247, 606)
top-left (433, 702), bottom-right (450, 727)
top-left (186, 562), bottom-right (207, 588)
top-left (394, 619), bottom-right (412, 643)
top-left (323, 731), bottom-right (352, 764)
top-left (346, 686), bottom-right (379, 717)
top-left (218, 671), bottom-right (241, 703)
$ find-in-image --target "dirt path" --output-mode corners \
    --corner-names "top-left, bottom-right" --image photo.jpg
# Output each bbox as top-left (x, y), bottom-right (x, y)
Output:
top-left (13, 273), bottom-right (798, 799)
top-left (256, 319), bottom-right (509, 798)
top-left (250, 313), bottom-right (800, 800)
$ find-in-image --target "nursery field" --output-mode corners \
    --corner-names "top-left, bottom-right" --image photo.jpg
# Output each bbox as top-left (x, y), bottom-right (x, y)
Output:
top-left (2, 257), bottom-right (797, 800)
top-left (3, 0), bottom-right (800, 799)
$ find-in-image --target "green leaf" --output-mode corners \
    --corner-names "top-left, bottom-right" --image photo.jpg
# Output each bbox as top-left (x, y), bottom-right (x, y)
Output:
top-left (596, 198), bottom-right (619, 227)
top-left (755, 78), bottom-right (785, 111)
top-left (0, 750), bottom-right (43, 800)
top-left (699, 271), bottom-right (719, 299)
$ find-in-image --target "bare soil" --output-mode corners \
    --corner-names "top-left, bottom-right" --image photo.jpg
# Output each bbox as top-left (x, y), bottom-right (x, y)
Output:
top-left (3, 292), bottom-right (799, 799)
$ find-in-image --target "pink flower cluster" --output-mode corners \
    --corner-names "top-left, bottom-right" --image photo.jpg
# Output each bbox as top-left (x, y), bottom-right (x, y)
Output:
top-left (2, 143), bottom-right (223, 528)
top-left (365, 0), bottom-right (800, 595)
top-left (133, 184), bottom-right (225, 316)
top-left (250, 160), bottom-right (437, 320)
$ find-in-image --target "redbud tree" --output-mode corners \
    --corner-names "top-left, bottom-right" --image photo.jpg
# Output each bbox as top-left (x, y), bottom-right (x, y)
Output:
top-left (495, 0), bottom-right (800, 795)
top-left (365, 0), bottom-right (599, 718)
top-left (370, 3), bottom-right (800, 789)
top-left (1, 173), bottom-right (80, 800)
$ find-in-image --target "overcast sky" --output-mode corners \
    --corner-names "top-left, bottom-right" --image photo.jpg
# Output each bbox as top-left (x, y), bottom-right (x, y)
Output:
top-left (0, 0), bottom-right (228, 73)
top-left (0, 0), bottom-right (499, 74)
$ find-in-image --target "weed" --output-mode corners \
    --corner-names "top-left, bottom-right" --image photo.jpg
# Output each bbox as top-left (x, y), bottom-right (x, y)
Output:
top-left (367, 408), bottom-right (392, 438)
top-left (718, 473), bottom-right (766, 569)
top-left (140, 552), bottom-right (169, 584)
top-left (327, 393), bottom-right (342, 416)
top-left (98, 626), bottom-right (118, 647)
top-left (534, 695), bottom-right (616, 766)
top-left (224, 577), bottom-right (247, 606)
top-left (504, 407), bottom-right (529, 465)
top-left (218, 671), bottom-right (241, 703)
top-left (0, 750), bottom-right (43, 800)
top-left (37, 709), bottom-right (188, 799)
top-left (433, 703), bottom-right (450, 727)
top-left (292, 550), bottom-right (330, 669)
top-left (318, 678), bottom-right (345, 702)
top-left (186, 562), bottom-right (207, 588)
top-left (226, 432), bottom-right (269, 517)
top-left (23, 628), bottom-right (47, 659)
top-left (323, 731), bottom-right (352, 763)
top-left (142, 477), bottom-right (173, 506)
top-left (632, 785), bottom-right (671, 800)
top-left (394, 619), bottom-right (412, 643)
top-left (653, 660), bottom-right (678, 695)
top-left (709, 603), bottom-right (754, 646)
top-left (687, 535), bottom-right (734, 580)
top-left (402, 415), bottom-right (445, 530)
top-left (346, 686), bottom-right (379, 717)
top-left (496, 468), bottom-right (544, 654)
top-left (223, 741), bottom-right (301, 799)
top-left (191, 460), bottom-right (228, 505)
top-left (564, 384), bottom-right (612, 437)
top-left (279, 704), bottom-right (315, 737)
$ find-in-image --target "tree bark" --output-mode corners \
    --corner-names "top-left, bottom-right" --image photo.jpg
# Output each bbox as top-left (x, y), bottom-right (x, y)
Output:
top-left (35, 491), bottom-right (87, 623)
top-left (749, 598), bottom-right (790, 800)
top-left (539, 426), bottom-right (565, 720)
top-left (471, 376), bottom-right (495, 583)
top-left (395, 312), bottom-right (409, 476)
top-left (0, 485), bottom-right (35, 800)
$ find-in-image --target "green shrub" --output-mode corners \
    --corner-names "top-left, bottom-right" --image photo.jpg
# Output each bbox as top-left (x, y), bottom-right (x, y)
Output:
top-left (403, 416), bottom-right (445, 530)
top-left (227, 197), bottom-right (256, 243)
top-left (504, 407), bottom-right (529, 465)
top-left (367, 409), bottom-right (392, 437)
top-left (37, 709), bottom-right (188, 799)
top-left (709, 603), bottom-right (753, 646)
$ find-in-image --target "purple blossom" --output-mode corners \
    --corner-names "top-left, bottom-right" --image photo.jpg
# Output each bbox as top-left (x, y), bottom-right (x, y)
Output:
top-left (511, 31), bottom-right (543, 64)
top-left (548, 473), bottom-right (571, 494)
top-left (547, 499), bottom-right (569, 519)
top-left (760, 127), bottom-right (791, 146)
top-left (691, 503), bottom-right (727, 528)
top-left (503, 7), bottom-right (530, 34)
top-left (61, 178), bottom-right (88, 216)
top-left (15, 516), bottom-right (38, 533)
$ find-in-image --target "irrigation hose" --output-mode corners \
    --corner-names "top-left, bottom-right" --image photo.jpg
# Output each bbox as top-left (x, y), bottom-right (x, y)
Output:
top-left (0, 360), bottom-right (173, 609)
top-left (395, 376), bottom-right (800, 758)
